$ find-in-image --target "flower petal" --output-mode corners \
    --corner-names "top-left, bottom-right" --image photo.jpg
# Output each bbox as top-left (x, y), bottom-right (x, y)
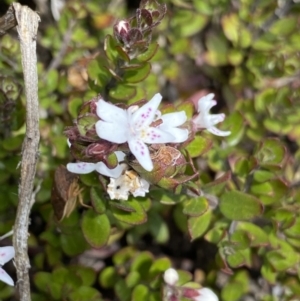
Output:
top-left (160, 111), bottom-right (187, 127)
top-left (0, 267), bottom-right (14, 286)
top-left (207, 126), bottom-right (231, 137)
top-left (131, 93), bottom-right (162, 129)
top-left (197, 94), bottom-right (216, 112)
top-left (195, 288), bottom-right (219, 301)
top-left (67, 162), bottom-right (96, 174)
top-left (95, 120), bottom-right (127, 144)
top-left (131, 178), bottom-right (150, 197)
top-left (160, 128), bottom-right (189, 143)
top-left (0, 246), bottom-right (15, 265)
top-left (115, 151), bottom-right (126, 162)
top-left (143, 127), bottom-right (175, 144)
top-left (96, 99), bottom-right (127, 124)
top-left (95, 162), bottom-right (124, 178)
top-left (163, 268), bottom-right (179, 286)
top-left (128, 138), bottom-right (153, 171)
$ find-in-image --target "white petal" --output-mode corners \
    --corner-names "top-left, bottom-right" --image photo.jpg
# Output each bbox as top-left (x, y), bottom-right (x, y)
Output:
top-left (160, 128), bottom-right (189, 143)
top-left (131, 93), bottom-right (162, 129)
top-left (163, 268), bottom-right (179, 286)
top-left (107, 177), bottom-right (130, 201)
top-left (160, 111), bottom-right (187, 127)
top-left (0, 267), bottom-right (14, 286)
top-left (142, 127), bottom-right (175, 144)
top-left (207, 127), bottom-right (231, 137)
top-left (131, 178), bottom-right (150, 197)
top-left (197, 94), bottom-right (216, 112)
top-left (115, 151), bottom-right (126, 162)
top-left (95, 120), bottom-right (128, 144)
top-left (96, 99), bottom-right (127, 124)
top-left (67, 139), bottom-right (71, 148)
top-left (0, 246), bottom-right (15, 265)
top-left (128, 138), bottom-right (153, 171)
top-left (95, 162), bottom-right (124, 178)
top-left (195, 288), bottom-right (219, 301)
top-left (67, 162), bottom-right (96, 174)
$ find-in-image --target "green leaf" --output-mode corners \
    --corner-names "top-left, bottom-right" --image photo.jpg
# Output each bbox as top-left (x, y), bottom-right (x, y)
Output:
top-left (183, 197), bottom-right (209, 217)
top-left (90, 187), bottom-right (107, 213)
top-left (125, 271), bottom-right (141, 288)
top-left (34, 272), bottom-right (52, 293)
top-left (104, 34), bottom-right (118, 63)
top-left (81, 210), bottom-right (110, 248)
top-left (219, 191), bottom-right (263, 220)
top-left (149, 257), bottom-right (172, 278)
top-left (188, 209), bottom-right (212, 240)
top-left (226, 248), bottom-right (251, 268)
top-left (130, 251), bottom-right (153, 278)
top-left (60, 231), bottom-right (88, 256)
top-left (69, 287), bottom-right (102, 301)
top-left (236, 222), bottom-right (269, 247)
top-left (270, 17), bottom-right (297, 36)
top-left (254, 138), bottom-right (286, 169)
top-left (109, 84), bottom-right (136, 101)
top-left (115, 279), bottom-right (131, 301)
top-left (132, 284), bottom-right (149, 301)
top-left (99, 267), bottom-right (119, 289)
top-left (2, 135), bottom-right (23, 151)
top-left (68, 98), bottom-right (83, 118)
top-left (136, 43), bottom-right (158, 62)
top-left (110, 198), bottom-right (147, 225)
top-left (123, 62), bottom-right (151, 83)
top-left (185, 135), bottom-right (212, 158)
top-left (171, 10), bottom-right (208, 37)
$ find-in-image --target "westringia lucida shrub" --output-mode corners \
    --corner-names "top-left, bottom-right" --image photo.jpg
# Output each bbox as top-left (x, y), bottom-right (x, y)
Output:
top-left (1, 0), bottom-right (300, 300)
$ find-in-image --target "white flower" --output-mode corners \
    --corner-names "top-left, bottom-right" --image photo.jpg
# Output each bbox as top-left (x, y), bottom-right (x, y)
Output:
top-left (0, 246), bottom-right (15, 286)
top-left (193, 94), bottom-right (231, 137)
top-left (107, 170), bottom-right (150, 200)
top-left (67, 151), bottom-right (125, 178)
top-left (194, 288), bottom-right (219, 301)
top-left (163, 268), bottom-right (179, 286)
top-left (95, 93), bottom-right (188, 172)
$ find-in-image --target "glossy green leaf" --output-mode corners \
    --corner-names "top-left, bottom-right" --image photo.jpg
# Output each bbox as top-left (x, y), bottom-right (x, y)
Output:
top-left (81, 210), bottom-right (110, 248)
top-left (188, 209), bottom-right (212, 240)
top-left (132, 284), bottom-right (149, 301)
top-left (90, 187), bottom-right (107, 213)
top-left (123, 62), bottom-right (151, 83)
top-left (109, 84), bottom-right (136, 101)
top-left (110, 198), bottom-right (147, 225)
top-left (183, 196), bottom-right (208, 217)
top-left (69, 287), bottom-right (102, 301)
top-left (220, 191), bottom-right (263, 220)
top-left (185, 135), bottom-right (212, 158)
top-left (99, 267), bottom-right (119, 289)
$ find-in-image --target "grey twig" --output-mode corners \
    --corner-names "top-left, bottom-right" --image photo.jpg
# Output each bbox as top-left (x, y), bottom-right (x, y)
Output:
top-left (12, 3), bottom-right (40, 301)
top-left (0, 5), bottom-right (18, 36)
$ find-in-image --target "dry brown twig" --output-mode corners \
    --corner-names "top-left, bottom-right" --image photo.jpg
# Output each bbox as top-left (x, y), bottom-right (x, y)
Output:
top-left (0, 3), bottom-right (41, 301)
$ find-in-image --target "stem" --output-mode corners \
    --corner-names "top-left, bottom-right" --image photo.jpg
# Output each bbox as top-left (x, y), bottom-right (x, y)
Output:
top-left (12, 4), bottom-right (40, 301)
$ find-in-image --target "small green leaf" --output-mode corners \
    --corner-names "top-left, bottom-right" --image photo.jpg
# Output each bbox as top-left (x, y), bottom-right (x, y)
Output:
top-left (185, 135), bottom-right (212, 158)
top-left (69, 287), bottom-right (102, 301)
top-left (90, 187), bottom-right (107, 213)
top-left (110, 198), bottom-right (147, 225)
top-left (104, 34), bottom-right (118, 63)
top-left (132, 284), bottom-right (149, 301)
top-left (183, 197), bottom-right (208, 217)
top-left (99, 267), bottom-right (119, 288)
top-left (130, 252), bottom-right (153, 278)
top-left (136, 43), bottom-right (158, 62)
top-left (123, 62), bottom-right (151, 83)
top-left (81, 210), bottom-right (110, 248)
top-left (115, 279), bottom-right (131, 301)
top-left (254, 138), bottom-right (286, 169)
top-left (109, 84), bottom-right (136, 101)
top-left (220, 191), bottom-right (263, 220)
top-left (188, 209), bottom-right (212, 240)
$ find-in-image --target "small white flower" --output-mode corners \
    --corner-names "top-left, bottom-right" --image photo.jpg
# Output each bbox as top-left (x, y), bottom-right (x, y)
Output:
top-left (193, 94), bottom-right (231, 137)
top-left (67, 151), bottom-right (125, 178)
top-left (95, 93), bottom-right (188, 172)
top-left (0, 246), bottom-right (15, 286)
top-left (107, 170), bottom-right (150, 200)
top-left (163, 268), bottom-right (179, 286)
top-left (194, 288), bottom-right (219, 301)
